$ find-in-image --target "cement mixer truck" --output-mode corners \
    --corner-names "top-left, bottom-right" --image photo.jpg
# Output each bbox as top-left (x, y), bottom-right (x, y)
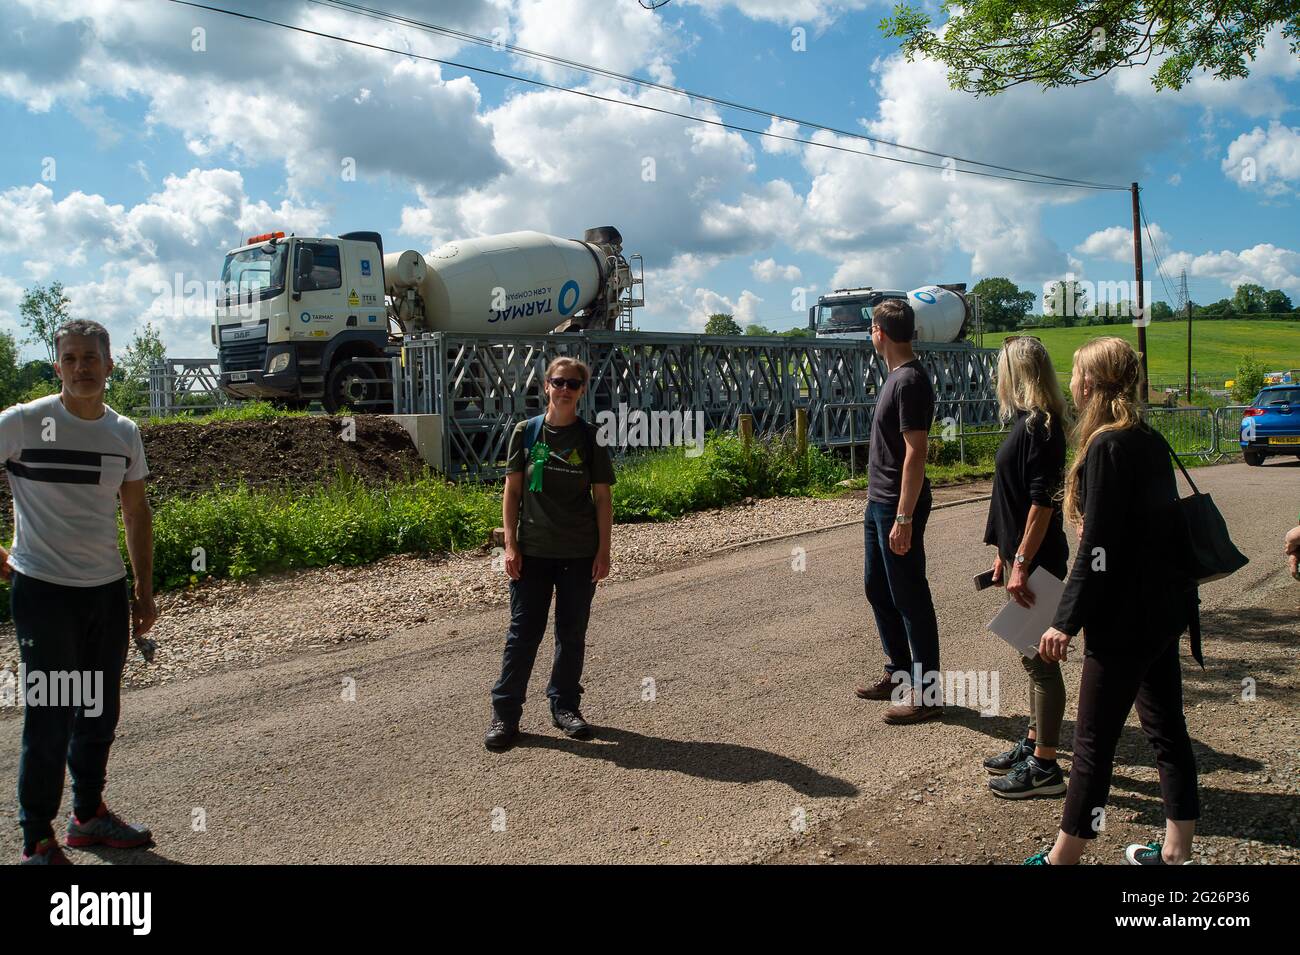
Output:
top-left (213, 227), bottom-right (642, 412)
top-left (811, 284), bottom-right (976, 342)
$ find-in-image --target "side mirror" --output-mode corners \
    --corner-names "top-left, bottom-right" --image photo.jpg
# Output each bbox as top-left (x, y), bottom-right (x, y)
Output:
top-left (807, 306), bottom-right (815, 331)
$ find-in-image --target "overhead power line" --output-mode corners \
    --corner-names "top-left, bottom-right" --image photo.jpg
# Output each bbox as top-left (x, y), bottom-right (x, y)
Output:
top-left (307, 0), bottom-right (1128, 191)
top-left (166, 0), bottom-right (1131, 192)
top-left (1138, 196), bottom-right (1178, 305)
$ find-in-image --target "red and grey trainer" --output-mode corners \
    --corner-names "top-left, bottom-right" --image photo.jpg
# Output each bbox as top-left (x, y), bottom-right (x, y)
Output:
top-left (65, 804), bottom-right (154, 850)
top-left (21, 837), bottom-right (73, 865)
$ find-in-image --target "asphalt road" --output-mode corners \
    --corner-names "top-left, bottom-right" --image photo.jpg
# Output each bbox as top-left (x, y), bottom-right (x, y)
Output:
top-left (1, 460), bottom-right (1295, 864)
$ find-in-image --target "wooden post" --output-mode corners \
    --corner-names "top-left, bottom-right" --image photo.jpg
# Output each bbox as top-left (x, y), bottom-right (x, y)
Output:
top-left (795, 407), bottom-right (808, 457)
top-left (739, 413), bottom-right (754, 450)
top-left (1131, 181), bottom-right (1149, 404)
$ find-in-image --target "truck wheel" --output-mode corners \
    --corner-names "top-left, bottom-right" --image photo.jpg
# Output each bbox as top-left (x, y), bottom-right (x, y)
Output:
top-left (1243, 450), bottom-right (1263, 466)
top-left (324, 359), bottom-right (380, 414)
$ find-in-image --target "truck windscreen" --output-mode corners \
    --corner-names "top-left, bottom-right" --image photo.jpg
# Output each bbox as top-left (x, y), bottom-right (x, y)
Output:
top-left (221, 244), bottom-right (287, 305)
top-left (816, 303), bottom-right (871, 332)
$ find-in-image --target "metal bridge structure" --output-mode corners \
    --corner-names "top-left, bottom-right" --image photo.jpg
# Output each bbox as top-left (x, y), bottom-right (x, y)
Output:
top-left (397, 330), bottom-right (1000, 479)
top-left (148, 331), bottom-right (1001, 478)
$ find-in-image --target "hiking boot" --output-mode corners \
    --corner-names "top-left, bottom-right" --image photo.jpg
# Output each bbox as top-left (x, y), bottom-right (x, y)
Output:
top-left (985, 736), bottom-right (1036, 775)
top-left (1022, 849), bottom-right (1052, 866)
top-left (989, 758), bottom-right (1067, 799)
top-left (551, 707), bottom-right (593, 740)
top-left (1125, 841), bottom-right (1192, 865)
top-left (21, 838), bottom-right (72, 865)
top-left (484, 717), bottom-right (519, 751)
top-left (882, 703), bottom-right (944, 725)
top-left (854, 674), bottom-right (897, 700)
top-left (65, 804), bottom-right (153, 850)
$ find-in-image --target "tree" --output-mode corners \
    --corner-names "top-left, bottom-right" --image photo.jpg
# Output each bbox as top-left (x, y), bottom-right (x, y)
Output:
top-left (18, 361), bottom-right (56, 401)
top-left (1263, 288), bottom-right (1293, 313)
top-left (881, 1), bottom-right (1300, 95)
top-left (1199, 299), bottom-right (1236, 317)
top-left (971, 277), bottom-right (1036, 332)
top-left (106, 322), bottom-right (167, 414)
top-left (0, 331), bottom-right (21, 407)
top-left (19, 281), bottom-right (72, 365)
top-left (1232, 283), bottom-right (1267, 314)
top-left (704, 313), bottom-right (742, 336)
top-left (1043, 280), bottom-right (1088, 323)
top-left (1149, 300), bottom-right (1175, 321)
top-left (744, 323), bottom-right (772, 336)
top-left (1231, 354), bottom-right (1268, 404)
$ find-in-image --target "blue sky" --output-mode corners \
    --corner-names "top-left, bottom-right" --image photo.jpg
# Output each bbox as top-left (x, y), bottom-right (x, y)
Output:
top-left (1, 0), bottom-right (1298, 360)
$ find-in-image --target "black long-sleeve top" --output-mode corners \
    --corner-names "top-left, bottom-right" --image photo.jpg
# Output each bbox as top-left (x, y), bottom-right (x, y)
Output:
top-left (983, 410), bottom-right (1069, 574)
top-left (1050, 424), bottom-right (1197, 648)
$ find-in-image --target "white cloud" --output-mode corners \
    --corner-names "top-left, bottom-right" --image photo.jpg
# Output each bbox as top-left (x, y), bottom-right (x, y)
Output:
top-left (1163, 243), bottom-right (1300, 298)
top-left (684, 287), bottom-right (763, 330)
top-left (761, 117), bottom-right (802, 154)
top-left (0, 169), bottom-right (328, 359)
top-left (1, 0), bottom-right (504, 196)
top-left (1075, 223), bottom-right (1171, 265)
top-left (680, 0), bottom-right (872, 28)
top-left (1222, 122), bottom-right (1300, 197)
top-left (750, 257), bottom-right (801, 282)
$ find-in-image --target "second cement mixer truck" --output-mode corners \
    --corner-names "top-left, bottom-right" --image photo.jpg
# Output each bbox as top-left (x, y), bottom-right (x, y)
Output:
top-left (811, 284), bottom-right (975, 342)
top-left (213, 226), bottom-right (641, 411)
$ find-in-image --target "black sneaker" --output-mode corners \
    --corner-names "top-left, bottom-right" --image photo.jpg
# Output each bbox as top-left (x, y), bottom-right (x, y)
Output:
top-left (984, 737), bottom-right (1035, 775)
top-left (1125, 841), bottom-right (1191, 865)
top-left (484, 717), bottom-right (519, 751)
top-left (989, 758), bottom-right (1067, 799)
top-left (551, 708), bottom-right (593, 740)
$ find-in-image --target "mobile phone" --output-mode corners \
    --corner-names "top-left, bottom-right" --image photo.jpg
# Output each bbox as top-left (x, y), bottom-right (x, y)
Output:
top-left (974, 569), bottom-right (997, 591)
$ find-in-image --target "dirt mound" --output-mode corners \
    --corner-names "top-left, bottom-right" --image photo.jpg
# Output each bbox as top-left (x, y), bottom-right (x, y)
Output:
top-left (141, 415), bottom-right (430, 497)
top-left (1, 415), bottom-right (431, 511)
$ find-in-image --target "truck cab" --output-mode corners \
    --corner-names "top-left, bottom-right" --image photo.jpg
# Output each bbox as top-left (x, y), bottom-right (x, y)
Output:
top-left (214, 231), bottom-right (392, 411)
top-left (810, 288), bottom-right (908, 341)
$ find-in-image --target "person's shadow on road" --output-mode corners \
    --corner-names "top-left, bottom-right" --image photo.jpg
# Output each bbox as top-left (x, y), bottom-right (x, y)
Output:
top-left (518, 726), bottom-right (859, 798)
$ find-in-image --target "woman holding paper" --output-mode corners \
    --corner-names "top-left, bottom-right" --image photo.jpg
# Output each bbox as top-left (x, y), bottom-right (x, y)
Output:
top-left (981, 336), bottom-right (1071, 799)
top-left (1024, 337), bottom-right (1200, 866)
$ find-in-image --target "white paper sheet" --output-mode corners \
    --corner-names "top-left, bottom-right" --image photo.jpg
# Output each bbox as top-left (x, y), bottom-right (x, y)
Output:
top-left (985, 566), bottom-right (1067, 658)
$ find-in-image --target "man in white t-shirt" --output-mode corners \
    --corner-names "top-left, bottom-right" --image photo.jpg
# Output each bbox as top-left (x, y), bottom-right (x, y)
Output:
top-left (1, 320), bottom-right (159, 865)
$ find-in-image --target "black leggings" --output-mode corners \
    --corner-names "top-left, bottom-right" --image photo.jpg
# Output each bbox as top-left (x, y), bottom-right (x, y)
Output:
top-left (1060, 634), bottom-right (1199, 839)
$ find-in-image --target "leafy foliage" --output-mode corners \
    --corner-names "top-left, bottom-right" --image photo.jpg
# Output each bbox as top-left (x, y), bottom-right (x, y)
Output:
top-left (881, 1), bottom-right (1300, 95)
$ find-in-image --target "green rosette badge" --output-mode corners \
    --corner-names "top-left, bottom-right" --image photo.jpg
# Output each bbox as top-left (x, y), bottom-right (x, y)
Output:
top-left (528, 441), bottom-right (550, 492)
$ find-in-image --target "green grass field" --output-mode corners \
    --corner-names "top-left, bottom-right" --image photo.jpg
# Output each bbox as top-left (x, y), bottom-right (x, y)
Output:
top-left (985, 319), bottom-right (1300, 387)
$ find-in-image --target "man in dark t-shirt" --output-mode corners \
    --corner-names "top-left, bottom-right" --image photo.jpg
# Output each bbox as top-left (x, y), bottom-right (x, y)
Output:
top-left (855, 298), bottom-right (943, 724)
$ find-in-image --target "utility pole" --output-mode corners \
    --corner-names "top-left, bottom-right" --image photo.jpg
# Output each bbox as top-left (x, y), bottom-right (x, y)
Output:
top-left (1131, 182), bottom-right (1148, 404)
top-left (1180, 269), bottom-right (1192, 402)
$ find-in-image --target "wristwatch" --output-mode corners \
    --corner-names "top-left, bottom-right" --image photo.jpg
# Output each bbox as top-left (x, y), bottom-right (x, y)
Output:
top-left (1014, 553), bottom-right (1027, 566)
top-left (895, 514), bottom-right (912, 525)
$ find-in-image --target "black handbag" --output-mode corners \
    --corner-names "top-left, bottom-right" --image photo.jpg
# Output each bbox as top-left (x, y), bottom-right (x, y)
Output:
top-left (1161, 438), bottom-right (1250, 584)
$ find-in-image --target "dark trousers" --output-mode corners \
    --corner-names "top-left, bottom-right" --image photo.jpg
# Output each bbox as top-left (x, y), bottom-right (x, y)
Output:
top-left (1060, 634), bottom-right (1199, 839)
top-left (12, 571), bottom-right (129, 847)
top-left (490, 555), bottom-right (596, 724)
top-left (863, 483), bottom-right (940, 699)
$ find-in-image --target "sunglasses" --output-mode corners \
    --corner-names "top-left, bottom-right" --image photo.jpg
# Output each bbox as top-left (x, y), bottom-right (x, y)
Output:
top-left (1003, 335), bottom-right (1043, 344)
top-left (547, 376), bottom-right (585, 391)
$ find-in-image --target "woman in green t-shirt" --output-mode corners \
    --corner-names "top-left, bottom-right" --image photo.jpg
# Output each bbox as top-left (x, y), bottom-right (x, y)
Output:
top-left (486, 357), bottom-right (616, 751)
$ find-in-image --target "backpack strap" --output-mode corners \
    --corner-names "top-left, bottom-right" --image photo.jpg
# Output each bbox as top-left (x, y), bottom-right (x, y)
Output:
top-left (523, 414), bottom-right (545, 455)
